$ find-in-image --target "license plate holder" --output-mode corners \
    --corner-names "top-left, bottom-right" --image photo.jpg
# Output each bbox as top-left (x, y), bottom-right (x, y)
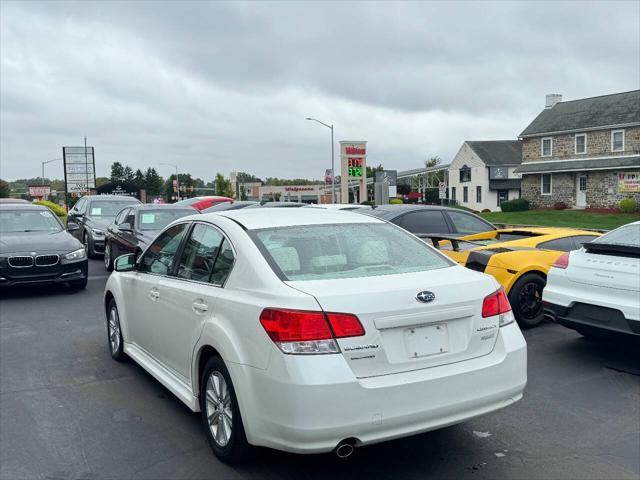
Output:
top-left (404, 324), bottom-right (449, 358)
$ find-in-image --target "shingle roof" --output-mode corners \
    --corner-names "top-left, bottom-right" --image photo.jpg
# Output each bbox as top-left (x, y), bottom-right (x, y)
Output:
top-left (466, 140), bottom-right (522, 166)
top-left (514, 155), bottom-right (640, 174)
top-left (520, 90), bottom-right (640, 138)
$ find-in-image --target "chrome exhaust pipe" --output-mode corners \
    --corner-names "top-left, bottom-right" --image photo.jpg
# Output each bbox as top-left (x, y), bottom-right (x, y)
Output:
top-left (335, 441), bottom-right (355, 458)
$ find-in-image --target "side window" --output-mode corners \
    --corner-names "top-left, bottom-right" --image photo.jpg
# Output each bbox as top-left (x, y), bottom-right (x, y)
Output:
top-left (396, 211), bottom-right (450, 234)
top-left (537, 237), bottom-right (575, 252)
top-left (176, 224), bottom-right (224, 283)
top-left (210, 239), bottom-right (235, 285)
top-left (74, 198), bottom-right (87, 214)
top-left (139, 223), bottom-right (188, 275)
top-left (124, 209), bottom-right (135, 227)
top-left (447, 211), bottom-right (493, 234)
top-left (570, 235), bottom-right (599, 249)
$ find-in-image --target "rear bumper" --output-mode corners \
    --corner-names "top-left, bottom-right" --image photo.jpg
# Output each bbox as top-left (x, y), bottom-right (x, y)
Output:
top-left (544, 301), bottom-right (640, 337)
top-left (0, 261), bottom-right (88, 287)
top-left (228, 323), bottom-right (527, 454)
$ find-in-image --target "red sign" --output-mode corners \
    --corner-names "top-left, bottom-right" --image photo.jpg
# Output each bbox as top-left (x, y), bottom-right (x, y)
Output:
top-left (29, 186), bottom-right (51, 197)
top-left (346, 146), bottom-right (366, 155)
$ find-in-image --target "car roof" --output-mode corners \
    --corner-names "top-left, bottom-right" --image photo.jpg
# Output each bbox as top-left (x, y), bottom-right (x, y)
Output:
top-left (0, 203), bottom-right (47, 210)
top-left (131, 204), bottom-right (196, 211)
top-left (365, 204), bottom-right (457, 218)
top-left (306, 203), bottom-right (372, 209)
top-left (86, 195), bottom-right (141, 202)
top-left (0, 198), bottom-right (30, 204)
top-left (208, 207), bottom-right (384, 230)
top-left (495, 227), bottom-right (600, 236)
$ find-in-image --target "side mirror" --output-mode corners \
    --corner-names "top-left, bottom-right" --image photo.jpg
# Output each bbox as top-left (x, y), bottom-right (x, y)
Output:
top-left (119, 223), bottom-right (132, 232)
top-left (114, 253), bottom-right (136, 272)
top-left (67, 222), bottom-right (80, 232)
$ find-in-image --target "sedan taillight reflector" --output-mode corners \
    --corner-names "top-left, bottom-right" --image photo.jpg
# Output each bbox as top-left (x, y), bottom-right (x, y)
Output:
top-left (259, 308), bottom-right (365, 355)
top-left (482, 288), bottom-right (512, 318)
top-left (552, 252), bottom-right (570, 269)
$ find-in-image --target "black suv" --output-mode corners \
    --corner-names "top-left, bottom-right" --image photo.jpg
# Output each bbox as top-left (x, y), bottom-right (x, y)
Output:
top-left (364, 205), bottom-right (496, 237)
top-left (68, 195), bottom-right (141, 257)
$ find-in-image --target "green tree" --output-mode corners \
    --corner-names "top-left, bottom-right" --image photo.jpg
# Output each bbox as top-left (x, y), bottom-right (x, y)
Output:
top-left (214, 173), bottom-right (234, 197)
top-left (366, 163), bottom-right (384, 179)
top-left (144, 168), bottom-right (164, 196)
top-left (0, 179), bottom-right (10, 198)
top-left (164, 173), bottom-right (196, 202)
top-left (425, 156), bottom-right (441, 168)
top-left (236, 172), bottom-right (262, 184)
top-left (110, 162), bottom-right (125, 182)
top-left (123, 166), bottom-right (135, 183)
top-left (133, 169), bottom-right (145, 189)
top-left (95, 177), bottom-right (110, 188)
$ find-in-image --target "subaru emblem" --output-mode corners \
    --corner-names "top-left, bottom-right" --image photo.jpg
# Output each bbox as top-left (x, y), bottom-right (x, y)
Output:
top-left (416, 291), bottom-right (435, 303)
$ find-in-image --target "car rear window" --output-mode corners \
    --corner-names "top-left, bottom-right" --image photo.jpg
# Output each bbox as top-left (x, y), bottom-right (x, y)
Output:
top-left (592, 223), bottom-right (640, 247)
top-left (251, 223), bottom-right (453, 281)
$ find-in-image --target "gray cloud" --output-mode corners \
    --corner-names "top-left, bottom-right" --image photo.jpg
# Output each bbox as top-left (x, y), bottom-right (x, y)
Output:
top-left (1, 0), bottom-right (638, 181)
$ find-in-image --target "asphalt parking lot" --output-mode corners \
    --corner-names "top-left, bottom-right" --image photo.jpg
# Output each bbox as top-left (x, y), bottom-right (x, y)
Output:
top-left (1, 259), bottom-right (639, 480)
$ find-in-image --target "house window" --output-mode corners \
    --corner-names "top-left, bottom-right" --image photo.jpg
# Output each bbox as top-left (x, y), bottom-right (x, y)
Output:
top-left (575, 133), bottom-right (587, 154)
top-left (459, 165), bottom-right (471, 183)
top-left (476, 186), bottom-right (482, 203)
top-left (541, 137), bottom-right (552, 157)
top-left (451, 187), bottom-right (456, 201)
top-left (541, 174), bottom-right (552, 195)
top-left (612, 130), bottom-right (625, 152)
top-left (463, 186), bottom-right (468, 202)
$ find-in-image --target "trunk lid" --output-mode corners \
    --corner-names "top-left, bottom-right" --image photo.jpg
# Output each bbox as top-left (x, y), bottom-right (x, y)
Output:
top-left (287, 267), bottom-right (500, 378)
top-left (566, 248), bottom-right (640, 292)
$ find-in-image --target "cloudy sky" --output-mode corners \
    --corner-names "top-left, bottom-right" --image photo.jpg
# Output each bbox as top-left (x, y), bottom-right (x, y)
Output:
top-left (1, 1), bottom-right (638, 182)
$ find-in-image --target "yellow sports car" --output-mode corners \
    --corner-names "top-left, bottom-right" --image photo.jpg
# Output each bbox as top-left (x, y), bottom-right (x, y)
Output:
top-left (427, 228), bottom-right (601, 328)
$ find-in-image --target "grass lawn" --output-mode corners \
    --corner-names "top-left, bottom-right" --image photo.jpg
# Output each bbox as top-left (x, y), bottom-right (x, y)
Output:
top-left (479, 210), bottom-right (639, 231)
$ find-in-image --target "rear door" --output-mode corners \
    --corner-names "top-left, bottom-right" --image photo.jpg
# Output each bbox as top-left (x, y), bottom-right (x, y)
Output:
top-left (395, 210), bottom-right (451, 235)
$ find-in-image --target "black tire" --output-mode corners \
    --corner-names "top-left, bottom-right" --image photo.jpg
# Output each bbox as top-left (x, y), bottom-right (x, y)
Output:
top-left (69, 278), bottom-right (88, 290)
top-left (104, 241), bottom-right (114, 272)
top-left (200, 356), bottom-right (250, 464)
top-left (508, 273), bottom-right (546, 328)
top-left (106, 298), bottom-right (126, 361)
top-left (83, 232), bottom-right (95, 259)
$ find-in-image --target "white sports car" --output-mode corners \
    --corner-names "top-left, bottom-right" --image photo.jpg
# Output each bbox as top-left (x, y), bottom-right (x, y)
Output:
top-left (544, 221), bottom-right (640, 339)
top-left (104, 208), bottom-right (527, 463)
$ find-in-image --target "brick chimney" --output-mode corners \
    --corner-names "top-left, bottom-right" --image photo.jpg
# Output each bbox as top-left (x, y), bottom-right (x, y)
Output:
top-left (545, 94), bottom-right (562, 109)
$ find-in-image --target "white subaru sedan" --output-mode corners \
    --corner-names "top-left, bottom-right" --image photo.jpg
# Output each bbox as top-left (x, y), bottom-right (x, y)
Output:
top-left (544, 221), bottom-right (640, 339)
top-left (104, 209), bottom-right (527, 462)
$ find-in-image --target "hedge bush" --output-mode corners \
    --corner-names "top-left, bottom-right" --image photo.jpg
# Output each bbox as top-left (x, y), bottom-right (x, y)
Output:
top-left (35, 200), bottom-right (66, 218)
top-left (389, 198), bottom-right (404, 205)
top-left (481, 208), bottom-right (491, 213)
top-left (500, 198), bottom-right (530, 212)
top-left (553, 201), bottom-right (567, 210)
top-left (619, 197), bottom-right (638, 213)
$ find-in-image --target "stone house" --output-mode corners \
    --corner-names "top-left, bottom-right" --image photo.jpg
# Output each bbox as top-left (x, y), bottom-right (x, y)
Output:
top-left (447, 141), bottom-right (522, 212)
top-left (515, 90), bottom-right (640, 209)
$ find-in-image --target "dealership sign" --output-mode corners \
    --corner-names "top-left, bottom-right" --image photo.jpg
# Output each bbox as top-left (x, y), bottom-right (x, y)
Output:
top-left (63, 146), bottom-right (96, 196)
top-left (618, 172), bottom-right (639, 192)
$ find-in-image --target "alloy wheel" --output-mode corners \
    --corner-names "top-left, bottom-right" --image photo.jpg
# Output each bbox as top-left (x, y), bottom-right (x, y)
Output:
top-left (205, 371), bottom-right (233, 447)
top-left (104, 243), bottom-right (111, 269)
top-left (518, 282), bottom-right (542, 320)
top-left (108, 307), bottom-right (121, 354)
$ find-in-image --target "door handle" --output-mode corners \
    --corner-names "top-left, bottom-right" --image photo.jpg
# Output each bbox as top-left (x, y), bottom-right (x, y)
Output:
top-left (149, 288), bottom-right (160, 301)
top-left (192, 300), bottom-right (208, 313)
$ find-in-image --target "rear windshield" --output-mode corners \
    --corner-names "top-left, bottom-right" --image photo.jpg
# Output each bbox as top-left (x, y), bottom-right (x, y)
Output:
top-left (138, 209), bottom-right (193, 230)
top-left (592, 223), bottom-right (640, 247)
top-left (251, 223), bottom-right (453, 281)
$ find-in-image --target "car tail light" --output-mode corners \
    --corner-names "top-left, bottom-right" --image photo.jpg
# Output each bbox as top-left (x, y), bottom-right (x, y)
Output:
top-left (552, 252), bottom-right (570, 269)
top-left (259, 308), bottom-right (364, 355)
top-left (482, 288), bottom-right (514, 327)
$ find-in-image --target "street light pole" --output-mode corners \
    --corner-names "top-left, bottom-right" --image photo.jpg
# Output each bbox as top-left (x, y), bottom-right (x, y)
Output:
top-left (160, 163), bottom-right (179, 202)
top-left (41, 158), bottom-right (62, 199)
top-left (306, 117), bottom-right (335, 204)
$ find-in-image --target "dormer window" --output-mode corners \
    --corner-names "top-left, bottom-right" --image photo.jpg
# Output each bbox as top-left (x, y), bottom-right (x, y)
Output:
top-left (574, 133), bottom-right (587, 154)
top-left (459, 165), bottom-right (471, 183)
top-left (541, 137), bottom-right (552, 157)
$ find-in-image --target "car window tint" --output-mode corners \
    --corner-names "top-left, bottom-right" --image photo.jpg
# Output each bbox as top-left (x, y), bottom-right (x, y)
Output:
top-left (139, 223), bottom-right (188, 275)
top-left (74, 198), bottom-right (87, 214)
top-left (124, 209), bottom-right (135, 227)
top-left (571, 235), bottom-right (599, 249)
top-left (114, 209), bottom-right (127, 225)
top-left (210, 238), bottom-right (235, 285)
top-left (396, 210), bottom-right (450, 234)
top-left (176, 224), bottom-right (224, 283)
top-left (537, 237), bottom-right (575, 252)
top-left (447, 211), bottom-right (493, 234)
